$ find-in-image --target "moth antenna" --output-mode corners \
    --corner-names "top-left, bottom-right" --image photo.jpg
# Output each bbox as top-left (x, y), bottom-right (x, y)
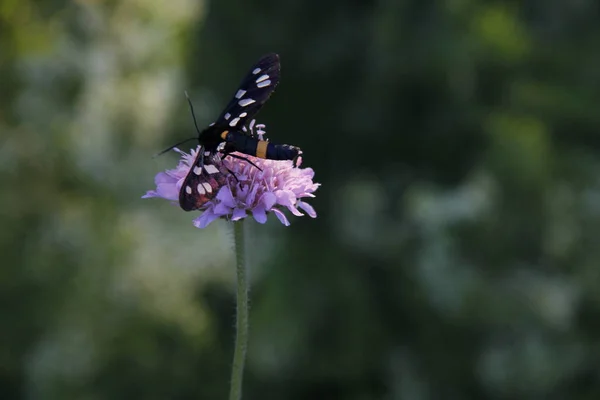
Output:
top-left (185, 91), bottom-right (202, 137)
top-left (152, 137), bottom-right (197, 158)
top-left (153, 91), bottom-right (203, 158)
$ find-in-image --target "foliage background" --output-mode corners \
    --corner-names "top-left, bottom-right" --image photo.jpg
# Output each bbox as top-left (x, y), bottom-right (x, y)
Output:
top-left (2, 0), bottom-right (600, 399)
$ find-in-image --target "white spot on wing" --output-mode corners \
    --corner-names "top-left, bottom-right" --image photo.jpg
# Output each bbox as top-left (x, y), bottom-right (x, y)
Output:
top-left (224, 113), bottom-right (231, 120)
top-left (238, 98), bottom-right (255, 107)
top-left (209, 122), bottom-right (215, 126)
top-left (229, 117), bottom-right (240, 127)
top-left (186, 186), bottom-right (192, 194)
top-left (204, 164), bottom-right (219, 174)
top-left (256, 74), bottom-right (269, 83)
top-left (240, 112), bottom-right (247, 118)
top-left (252, 68), bottom-right (261, 74)
top-left (196, 184), bottom-right (205, 195)
top-left (193, 166), bottom-right (202, 175)
top-left (257, 79), bottom-right (271, 88)
top-left (202, 182), bottom-right (213, 193)
top-left (235, 89), bottom-right (246, 99)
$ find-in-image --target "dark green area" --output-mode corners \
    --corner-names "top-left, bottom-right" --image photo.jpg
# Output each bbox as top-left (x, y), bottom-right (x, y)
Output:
top-left (2, 0), bottom-right (600, 399)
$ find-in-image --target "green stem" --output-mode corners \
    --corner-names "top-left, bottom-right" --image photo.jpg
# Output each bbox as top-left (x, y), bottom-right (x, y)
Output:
top-left (229, 220), bottom-right (248, 400)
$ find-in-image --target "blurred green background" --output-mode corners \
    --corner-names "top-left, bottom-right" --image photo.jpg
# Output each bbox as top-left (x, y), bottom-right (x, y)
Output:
top-left (3, 0), bottom-right (600, 399)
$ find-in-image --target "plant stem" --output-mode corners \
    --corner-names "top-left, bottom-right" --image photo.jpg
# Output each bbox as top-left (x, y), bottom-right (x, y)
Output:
top-left (229, 220), bottom-right (248, 400)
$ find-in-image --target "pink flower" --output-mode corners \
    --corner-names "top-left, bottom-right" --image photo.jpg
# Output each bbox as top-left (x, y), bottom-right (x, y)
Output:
top-left (143, 138), bottom-right (319, 229)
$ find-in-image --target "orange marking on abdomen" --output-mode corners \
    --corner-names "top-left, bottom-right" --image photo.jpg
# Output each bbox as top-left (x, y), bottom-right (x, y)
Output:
top-left (256, 140), bottom-right (268, 159)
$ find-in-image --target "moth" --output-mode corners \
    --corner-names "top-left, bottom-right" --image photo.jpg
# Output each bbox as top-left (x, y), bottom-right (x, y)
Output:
top-left (159, 53), bottom-right (302, 211)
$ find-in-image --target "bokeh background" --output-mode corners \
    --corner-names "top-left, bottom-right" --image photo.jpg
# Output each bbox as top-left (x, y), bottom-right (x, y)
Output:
top-left (3, 0), bottom-right (600, 399)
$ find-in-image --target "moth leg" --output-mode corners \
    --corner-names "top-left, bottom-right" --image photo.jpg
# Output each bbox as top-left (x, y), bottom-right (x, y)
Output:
top-left (218, 152), bottom-right (241, 183)
top-left (221, 151), bottom-right (263, 172)
top-left (225, 166), bottom-right (240, 183)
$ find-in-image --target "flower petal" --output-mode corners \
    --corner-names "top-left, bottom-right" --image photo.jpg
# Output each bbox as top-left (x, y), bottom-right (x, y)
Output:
top-left (247, 184), bottom-right (260, 206)
top-left (142, 190), bottom-right (158, 199)
top-left (287, 204), bottom-right (304, 216)
top-left (260, 192), bottom-right (277, 210)
top-left (252, 205), bottom-right (267, 224)
top-left (302, 168), bottom-right (315, 179)
top-left (216, 186), bottom-right (237, 208)
top-left (156, 182), bottom-right (180, 201)
top-left (275, 190), bottom-right (296, 207)
top-left (272, 208), bottom-right (290, 226)
top-left (193, 210), bottom-right (219, 229)
top-left (237, 184), bottom-right (249, 200)
top-left (213, 202), bottom-right (232, 216)
top-left (155, 172), bottom-right (177, 184)
top-left (298, 201), bottom-right (317, 218)
top-left (232, 207), bottom-right (247, 221)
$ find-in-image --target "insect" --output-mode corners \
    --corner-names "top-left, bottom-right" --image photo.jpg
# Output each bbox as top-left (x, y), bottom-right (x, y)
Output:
top-left (158, 53), bottom-right (303, 211)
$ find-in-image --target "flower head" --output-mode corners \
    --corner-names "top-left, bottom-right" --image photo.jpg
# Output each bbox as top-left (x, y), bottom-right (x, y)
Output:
top-left (143, 125), bottom-right (319, 228)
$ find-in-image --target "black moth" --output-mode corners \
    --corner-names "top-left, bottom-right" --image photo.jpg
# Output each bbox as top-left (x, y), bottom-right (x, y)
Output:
top-left (163, 53), bottom-right (303, 212)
